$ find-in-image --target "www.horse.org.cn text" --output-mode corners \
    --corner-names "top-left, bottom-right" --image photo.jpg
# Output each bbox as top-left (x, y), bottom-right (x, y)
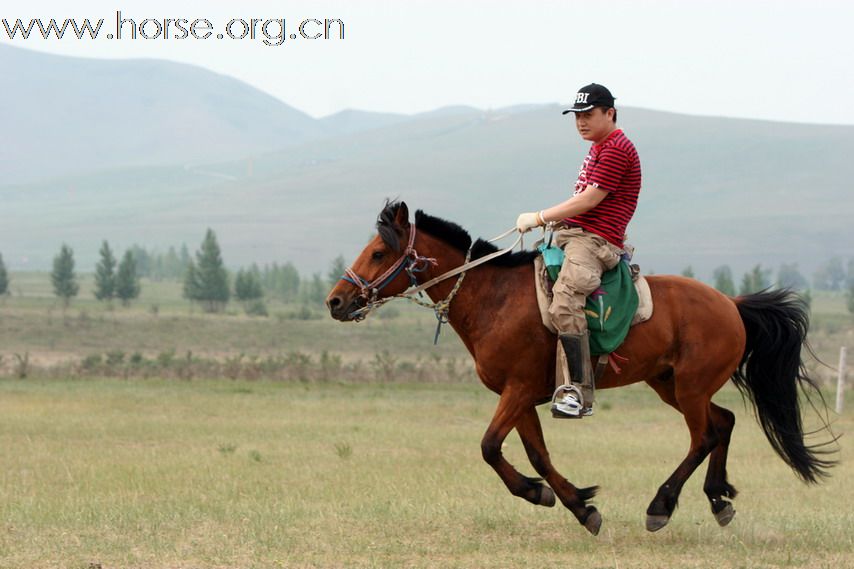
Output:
top-left (2, 12), bottom-right (345, 47)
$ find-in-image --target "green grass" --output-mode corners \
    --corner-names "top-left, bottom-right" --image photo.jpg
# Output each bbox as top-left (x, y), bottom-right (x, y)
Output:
top-left (1, 272), bottom-right (852, 566)
top-left (0, 272), bottom-right (472, 372)
top-left (0, 378), bottom-right (851, 568)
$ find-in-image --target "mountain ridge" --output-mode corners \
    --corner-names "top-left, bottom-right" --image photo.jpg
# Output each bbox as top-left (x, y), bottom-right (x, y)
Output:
top-left (2, 43), bottom-right (852, 280)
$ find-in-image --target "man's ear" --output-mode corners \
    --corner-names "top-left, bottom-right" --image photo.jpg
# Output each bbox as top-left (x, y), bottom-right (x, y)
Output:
top-left (394, 201), bottom-right (410, 229)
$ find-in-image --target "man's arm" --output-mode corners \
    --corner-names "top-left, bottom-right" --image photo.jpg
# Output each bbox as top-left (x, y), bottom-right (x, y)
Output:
top-left (516, 185), bottom-right (609, 231)
top-left (541, 186), bottom-right (608, 222)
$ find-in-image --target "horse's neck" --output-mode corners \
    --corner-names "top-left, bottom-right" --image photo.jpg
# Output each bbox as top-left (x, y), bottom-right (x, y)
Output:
top-left (414, 233), bottom-right (526, 350)
top-left (414, 235), bottom-right (467, 304)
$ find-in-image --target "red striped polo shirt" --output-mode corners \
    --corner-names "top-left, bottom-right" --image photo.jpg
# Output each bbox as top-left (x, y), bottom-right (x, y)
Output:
top-left (566, 129), bottom-right (641, 248)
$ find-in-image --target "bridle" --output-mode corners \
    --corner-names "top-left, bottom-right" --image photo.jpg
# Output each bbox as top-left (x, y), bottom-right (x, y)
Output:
top-left (342, 223), bottom-right (438, 306)
top-left (339, 221), bottom-right (524, 337)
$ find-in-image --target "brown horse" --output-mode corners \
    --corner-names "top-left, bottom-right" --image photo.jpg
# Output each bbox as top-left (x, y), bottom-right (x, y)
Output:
top-left (326, 201), bottom-right (835, 535)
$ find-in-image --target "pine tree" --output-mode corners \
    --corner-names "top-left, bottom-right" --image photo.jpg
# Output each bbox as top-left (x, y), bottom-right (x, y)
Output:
top-left (192, 229), bottom-right (230, 313)
top-left (739, 264), bottom-right (772, 295)
top-left (234, 268), bottom-right (263, 302)
top-left (129, 245), bottom-right (152, 278)
top-left (812, 257), bottom-right (846, 291)
top-left (307, 273), bottom-right (326, 304)
top-left (183, 260), bottom-right (200, 303)
top-left (179, 244), bottom-right (192, 273)
top-left (163, 246), bottom-right (181, 279)
top-left (235, 267), bottom-right (265, 316)
top-left (777, 263), bottom-right (808, 291)
top-left (51, 244), bottom-right (79, 309)
top-left (115, 250), bottom-right (141, 307)
top-left (279, 262), bottom-right (300, 301)
top-left (712, 265), bottom-right (736, 296)
top-left (0, 252), bottom-right (9, 296)
top-left (249, 267), bottom-right (263, 300)
top-left (234, 269), bottom-right (247, 300)
top-left (680, 266), bottom-right (695, 279)
top-left (93, 240), bottom-right (116, 303)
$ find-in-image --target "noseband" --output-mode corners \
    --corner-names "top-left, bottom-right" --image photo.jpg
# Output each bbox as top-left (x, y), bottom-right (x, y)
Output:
top-left (341, 224), bottom-right (437, 305)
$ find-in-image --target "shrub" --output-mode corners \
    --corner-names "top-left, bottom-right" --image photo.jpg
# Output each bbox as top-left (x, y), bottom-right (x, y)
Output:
top-left (157, 349), bottom-right (176, 368)
top-left (319, 350), bottom-right (342, 381)
top-left (14, 352), bottom-right (29, 379)
top-left (81, 353), bottom-right (102, 371)
top-left (245, 299), bottom-right (269, 317)
top-left (285, 351), bottom-right (312, 381)
top-left (371, 350), bottom-right (397, 382)
top-left (105, 350), bottom-right (125, 366)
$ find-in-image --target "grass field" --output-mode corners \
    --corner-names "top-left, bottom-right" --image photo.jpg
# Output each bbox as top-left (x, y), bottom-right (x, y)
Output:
top-left (0, 378), bottom-right (851, 568)
top-left (1, 271), bottom-right (852, 567)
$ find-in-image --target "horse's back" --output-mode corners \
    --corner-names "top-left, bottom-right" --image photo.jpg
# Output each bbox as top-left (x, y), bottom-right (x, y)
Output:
top-left (646, 274), bottom-right (744, 332)
top-left (600, 275), bottom-right (746, 389)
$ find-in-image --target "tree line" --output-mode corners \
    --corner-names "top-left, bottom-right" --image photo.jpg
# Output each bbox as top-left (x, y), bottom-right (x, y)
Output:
top-left (679, 261), bottom-right (854, 314)
top-left (0, 229), bottom-right (350, 315)
top-left (679, 260), bottom-right (854, 293)
top-left (46, 242), bottom-right (141, 310)
top-left (2, 240), bottom-right (852, 315)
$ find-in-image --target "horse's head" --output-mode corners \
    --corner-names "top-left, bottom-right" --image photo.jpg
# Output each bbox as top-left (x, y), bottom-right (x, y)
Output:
top-left (326, 201), bottom-right (417, 321)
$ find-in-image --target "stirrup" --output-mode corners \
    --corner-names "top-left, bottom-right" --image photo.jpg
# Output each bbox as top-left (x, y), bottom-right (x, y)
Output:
top-left (551, 384), bottom-right (585, 419)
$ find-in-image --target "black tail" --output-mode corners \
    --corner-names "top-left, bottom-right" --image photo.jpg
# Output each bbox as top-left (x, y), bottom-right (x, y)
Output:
top-left (733, 289), bottom-right (837, 483)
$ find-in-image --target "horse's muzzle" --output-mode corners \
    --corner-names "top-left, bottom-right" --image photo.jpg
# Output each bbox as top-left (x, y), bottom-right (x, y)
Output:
top-left (326, 292), bottom-right (362, 322)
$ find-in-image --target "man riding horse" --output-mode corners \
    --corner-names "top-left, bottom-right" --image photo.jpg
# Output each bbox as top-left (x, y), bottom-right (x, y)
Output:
top-left (328, 86), bottom-right (834, 533)
top-left (516, 83), bottom-right (641, 418)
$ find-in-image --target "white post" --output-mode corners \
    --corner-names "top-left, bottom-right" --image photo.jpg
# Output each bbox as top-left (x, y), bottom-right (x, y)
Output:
top-left (836, 347), bottom-right (847, 415)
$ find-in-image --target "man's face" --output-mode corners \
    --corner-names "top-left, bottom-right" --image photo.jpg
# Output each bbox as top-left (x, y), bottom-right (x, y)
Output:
top-left (574, 107), bottom-right (614, 144)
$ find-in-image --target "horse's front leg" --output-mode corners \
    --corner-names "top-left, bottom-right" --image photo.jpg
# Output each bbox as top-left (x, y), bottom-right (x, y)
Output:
top-left (480, 386), bottom-right (556, 510)
top-left (515, 407), bottom-right (602, 535)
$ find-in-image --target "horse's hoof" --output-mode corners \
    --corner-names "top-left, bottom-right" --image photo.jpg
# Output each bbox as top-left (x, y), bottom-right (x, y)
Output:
top-left (646, 514), bottom-right (670, 532)
top-left (539, 486), bottom-right (556, 507)
top-left (714, 503), bottom-right (736, 527)
top-left (584, 509), bottom-right (602, 536)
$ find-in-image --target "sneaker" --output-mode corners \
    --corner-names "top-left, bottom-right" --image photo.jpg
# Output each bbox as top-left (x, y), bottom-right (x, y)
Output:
top-left (551, 393), bottom-right (593, 419)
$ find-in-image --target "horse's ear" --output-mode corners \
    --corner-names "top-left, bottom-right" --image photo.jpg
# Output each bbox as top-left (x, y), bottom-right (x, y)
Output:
top-left (394, 202), bottom-right (410, 229)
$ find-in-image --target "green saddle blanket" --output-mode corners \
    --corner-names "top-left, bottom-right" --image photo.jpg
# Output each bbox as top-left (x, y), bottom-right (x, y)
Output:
top-left (537, 243), bottom-right (639, 355)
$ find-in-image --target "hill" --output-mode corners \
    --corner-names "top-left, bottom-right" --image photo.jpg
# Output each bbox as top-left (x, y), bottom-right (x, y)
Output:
top-left (0, 43), bottom-right (324, 184)
top-left (1, 43), bottom-right (853, 280)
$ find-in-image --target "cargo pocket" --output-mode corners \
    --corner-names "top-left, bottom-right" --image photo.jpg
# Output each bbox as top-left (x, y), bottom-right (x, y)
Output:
top-left (554, 260), bottom-right (601, 297)
top-left (596, 242), bottom-right (621, 271)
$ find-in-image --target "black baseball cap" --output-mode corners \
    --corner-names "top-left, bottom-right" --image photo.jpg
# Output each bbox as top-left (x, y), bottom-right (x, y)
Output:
top-left (562, 83), bottom-right (616, 114)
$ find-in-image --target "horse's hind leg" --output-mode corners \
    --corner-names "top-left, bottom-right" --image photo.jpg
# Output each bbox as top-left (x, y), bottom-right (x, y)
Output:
top-left (515, 407), bottom-right (602, 535)
top-left (480, 387), bottom-right (556, 510)
top-left (645, 376), bottom-right (719, 532)
top-left (703, 403), bottom-right (738, 526)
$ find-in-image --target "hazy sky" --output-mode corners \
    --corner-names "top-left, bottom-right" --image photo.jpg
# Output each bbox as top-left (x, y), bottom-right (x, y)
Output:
top-left (3, 0), bottom-right (854, 124)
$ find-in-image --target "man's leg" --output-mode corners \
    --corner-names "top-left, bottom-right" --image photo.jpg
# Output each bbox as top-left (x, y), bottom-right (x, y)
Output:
top-left (548, 231), bottom-right (604, 417)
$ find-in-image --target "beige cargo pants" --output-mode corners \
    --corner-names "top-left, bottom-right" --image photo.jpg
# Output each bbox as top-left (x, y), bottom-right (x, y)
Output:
top-left (548, 227), bottom-right (623, 335)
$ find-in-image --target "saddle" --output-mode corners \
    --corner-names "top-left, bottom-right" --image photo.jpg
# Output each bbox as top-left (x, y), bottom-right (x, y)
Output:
top-left (533, 241), bottom-right (653, 355)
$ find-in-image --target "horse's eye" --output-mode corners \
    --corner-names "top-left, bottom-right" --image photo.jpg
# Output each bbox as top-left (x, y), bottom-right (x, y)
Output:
top-left (372, 251), bottom-right (385, 261)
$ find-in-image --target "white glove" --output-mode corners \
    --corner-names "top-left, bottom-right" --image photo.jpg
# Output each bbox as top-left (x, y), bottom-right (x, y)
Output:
top-left (516, 211), bottom-right (543, 232)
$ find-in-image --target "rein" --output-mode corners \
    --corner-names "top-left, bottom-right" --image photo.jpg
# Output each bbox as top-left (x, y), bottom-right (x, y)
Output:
top-left (342, 225), bottom-right (523, 342)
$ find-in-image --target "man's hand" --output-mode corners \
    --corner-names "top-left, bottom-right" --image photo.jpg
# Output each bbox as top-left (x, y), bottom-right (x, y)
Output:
top-left (516, 211), bottom-right (543, 232)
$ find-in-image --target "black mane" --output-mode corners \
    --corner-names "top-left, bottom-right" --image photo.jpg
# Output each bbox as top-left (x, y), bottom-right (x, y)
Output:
top-left (414, 210), bottom-right (537, 268)
top-left (375, 200), bottom-right (537, 267)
